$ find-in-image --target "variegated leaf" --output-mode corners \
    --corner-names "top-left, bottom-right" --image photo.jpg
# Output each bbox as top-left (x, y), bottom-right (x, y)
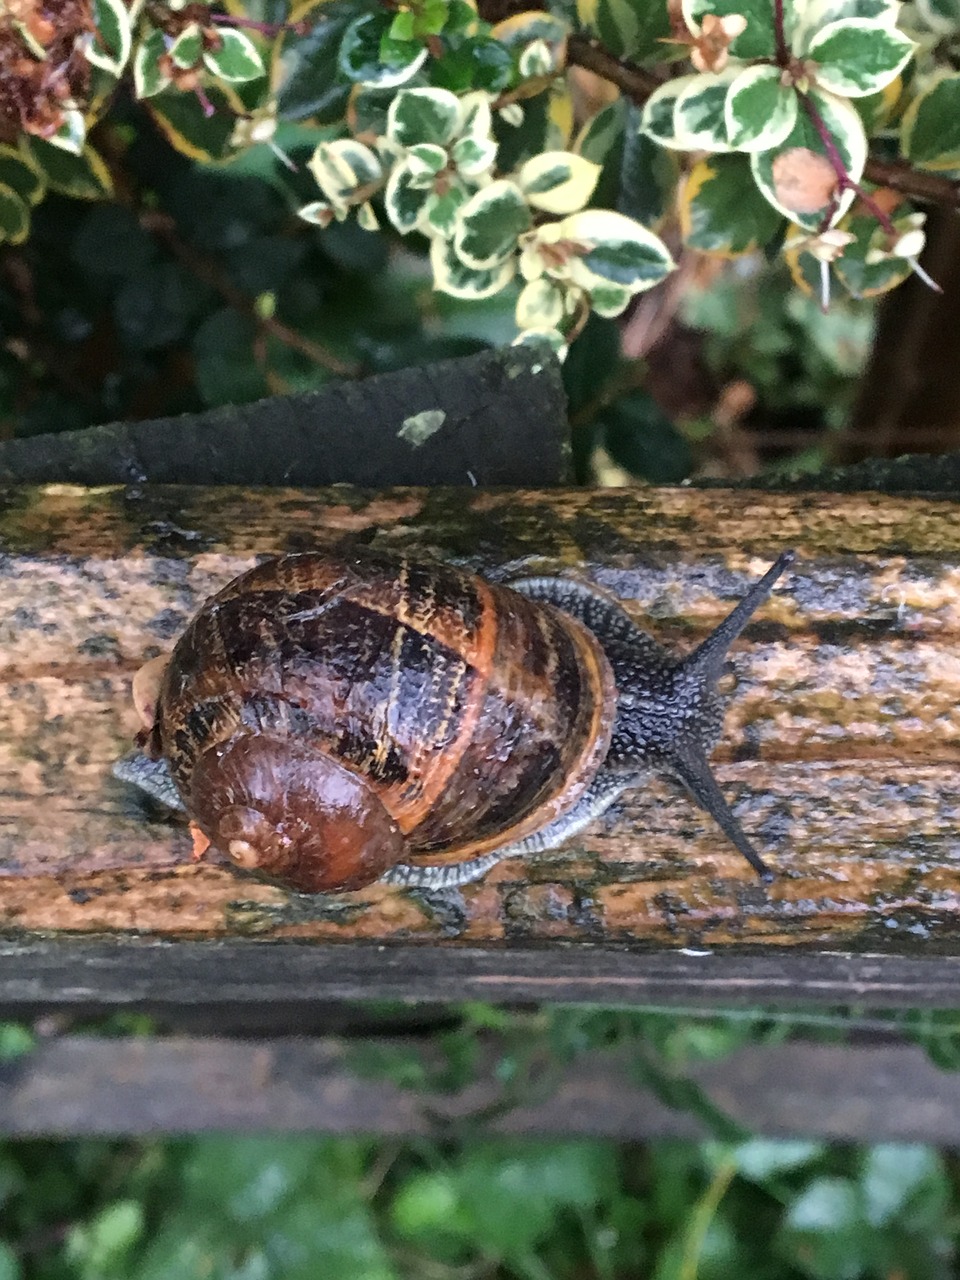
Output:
top-left (431, 235), bottom-right (517, 298)
top-left (805, 18), bottom-right (914, 98)
top-left (388, 88), bottom-right (462, 148)
top-left (561, 209), bottom-right (675, 293)
top-left (725, 65), bottom-right (799, 151)
top-left (517, 151), bottom-right (601, 214)
top-left (454, 180), bottom-right (531, 269)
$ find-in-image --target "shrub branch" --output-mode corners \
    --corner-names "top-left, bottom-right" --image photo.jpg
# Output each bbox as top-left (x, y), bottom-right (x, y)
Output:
top-left (565, 34), bottom-right (960, 212)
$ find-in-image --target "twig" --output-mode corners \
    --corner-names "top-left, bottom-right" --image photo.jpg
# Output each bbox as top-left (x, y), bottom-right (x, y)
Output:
top-left (864, 157), bottom-right (960, 209)
top-left (566, 33), bottom-right (664, 98)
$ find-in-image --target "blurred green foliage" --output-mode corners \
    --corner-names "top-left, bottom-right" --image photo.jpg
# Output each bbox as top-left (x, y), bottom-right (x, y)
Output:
top-left (0, 1131), bottom-right (957, 1279)
top-left (5, 1003), bottom-right (960, 1278)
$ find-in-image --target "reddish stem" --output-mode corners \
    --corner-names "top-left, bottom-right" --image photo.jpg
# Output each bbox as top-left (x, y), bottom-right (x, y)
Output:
top-left (798, 91), bottom-right (897, 235)
top-left (195, 81), bottom-right (216, 118)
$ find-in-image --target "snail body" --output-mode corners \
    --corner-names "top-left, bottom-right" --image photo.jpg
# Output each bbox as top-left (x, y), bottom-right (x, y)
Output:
top-left (118, 547), bottom-right (794, 893)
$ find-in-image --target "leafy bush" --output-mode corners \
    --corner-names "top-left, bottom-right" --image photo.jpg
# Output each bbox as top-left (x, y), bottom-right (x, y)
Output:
top-left (1, 1132), bottom-right (957, 1279)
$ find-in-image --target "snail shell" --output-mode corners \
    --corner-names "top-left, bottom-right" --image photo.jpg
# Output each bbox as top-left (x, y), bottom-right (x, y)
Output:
top-left (124, 547), bottom-right (794, 892)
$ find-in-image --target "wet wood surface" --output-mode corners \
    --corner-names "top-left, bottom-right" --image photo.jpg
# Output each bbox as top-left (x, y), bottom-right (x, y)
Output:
top-left (2, 1034), bottom-right (957, 1143)
top-left (0, 483), bottom-right (959, 974)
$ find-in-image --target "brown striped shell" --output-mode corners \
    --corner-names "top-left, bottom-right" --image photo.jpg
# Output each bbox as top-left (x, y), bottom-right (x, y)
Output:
top-left (146, 549), bottom-right (618, 892)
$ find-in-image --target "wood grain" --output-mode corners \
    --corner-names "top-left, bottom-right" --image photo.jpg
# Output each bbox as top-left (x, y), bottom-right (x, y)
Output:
top-left (1, 483), bottom-right (958, 959)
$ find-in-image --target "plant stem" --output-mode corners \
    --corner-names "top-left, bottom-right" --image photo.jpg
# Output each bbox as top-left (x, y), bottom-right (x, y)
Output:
top-left (566, 34), bottom-right (664, 98)
top-left (772, 0), bottom-right (790, 65)
top-left (678, 1156), bottom-right (738, 1280)
top-left (798, 91), bottom-right (897, 234)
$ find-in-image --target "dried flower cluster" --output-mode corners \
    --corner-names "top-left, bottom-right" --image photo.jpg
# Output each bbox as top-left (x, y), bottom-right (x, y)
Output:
top-left (0, 0), bottom-right (93, 144)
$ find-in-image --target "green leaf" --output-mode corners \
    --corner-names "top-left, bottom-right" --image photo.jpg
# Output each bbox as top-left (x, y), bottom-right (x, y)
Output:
top-left (424, 183), bottom-right (469, 236)
top-left (915, 0), bottom-right (960, 32)
top-left (276, 9), bottom-right (353, 122)
top-left (408, 143), bottom-right (448, 181)
top-left (204, 27), bottom-right (266, 82)
top-left (146, 86), bottom-right (238, 162)
top-left (805, 18), bottom-right (914, 98)
top-left (0, 1242), bottom-right (20, 1280)
top-left (87, 0), bottom-right (132, 74)
top-left (170, 24), bottom-right (203, 69)
top-left (684, 0), bottom-right (784, 59)
top-left (339, 12), bottom-right (427, 87)
top-left (725, 66), bottom-right (799, 151)
top-left (431, 34), bottom-right (513, 93)
top-left (589, 282), bottom-right (631, 316)
top-left (67, 1200), bottom-right (143, 1274)
top-left (901, 74), bottom-right (960, 169)
top-left (25, 138), bottom-right (113, 199)
top-left (681, 154), bottom-right (784, 254)
top-left (459, 92), bottom-right (494, 142)
top-left (0, 146), bottom-right (44, 205)
top-left (517, 151), bottom-right (601, 214)
top-left (828, 211), bottom-right (910, 297)
top-left (516, 277), bottom-right (566, 329)
top-left (450, 134), bottom-right (497, 177)
top-left (46, 109), bottom-right (86, 156)
top-left (0, 1022), bottom-right (34, 1060)
top-left (619, 113), bottom-right (677, 225)
top-left (0, 183), bottom-right (30, 245)
top-left (133, 28), bottom-right (171, 98)
top-left (563, 209), bottom-right (675, 293)
top-left (390, 9), bottom-right (417, 40)
top-left (392, 1171), bottom-right (471, 1243)
top-left (575, 98), bottom-right (627, 165)
top-left (455, 1142), bottom-right (617, 1259)
top-left (673, 69), bottom-right (739, 153)
top-left (387, 87), bottom-right (461, 147)
top-left (860, 1145), bottom-right (944, 1227)
top-left (454, 179), bottom-right (531, 268)
top-left (602, 391), bottom-right (692, 481)
top-left (750, 88), bottom-right (866, 230)
top-left (308, 139), bottom-right (382, 214)
top-left (795, 0), bottom-right (902, 46)
top-left (728, 1140), bottom-right (825, 1181)
top-left (431, 235), bottom-right (516, 297)
top-left (777, 1176), bottom-right (869, 1279)
top-left (114, 261), bottom-right (199, 349)
top-left (640, 75), bottom-right (700, 150)
top-left (384, 160), bottom-right (431, 232)
top-left (576, 0), bottom-right (671, 60)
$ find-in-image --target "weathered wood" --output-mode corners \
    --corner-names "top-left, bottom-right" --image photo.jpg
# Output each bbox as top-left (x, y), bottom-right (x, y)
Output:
top-left (4, 939), bottom-right (960, 1007)
top-left (1, 483), bottom-right (959, 969)
top-left (0, 346), bottom-right (569, 487)
top-left (2, 1034), bottom-right (958, 1143)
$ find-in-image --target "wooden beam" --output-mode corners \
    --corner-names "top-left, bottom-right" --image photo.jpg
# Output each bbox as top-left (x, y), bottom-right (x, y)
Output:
top-left (3, 939), bottom-right (960, 1007)
top-left (3, 1034), bottom-right (958, 1143)
top-left (1, 484), bottom-right (959, 984)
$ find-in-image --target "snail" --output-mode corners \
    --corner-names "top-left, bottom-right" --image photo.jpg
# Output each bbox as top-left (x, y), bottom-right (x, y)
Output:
top-left (114, 546), bottom-right (794, 893)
